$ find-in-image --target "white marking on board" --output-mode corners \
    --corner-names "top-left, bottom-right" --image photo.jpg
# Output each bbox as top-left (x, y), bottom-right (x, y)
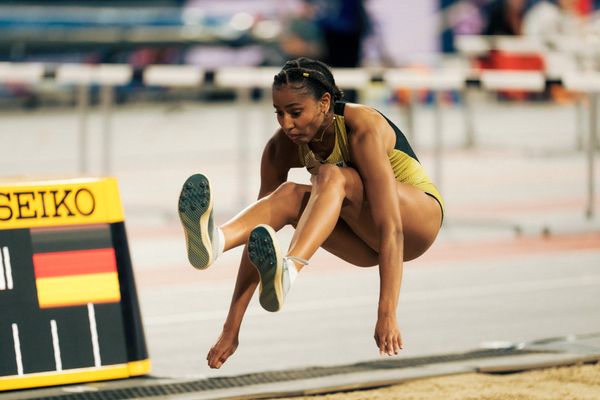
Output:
top-left (88, 303), bottom-right (102, 367)
top-left (3, 247), bottom-right (13, 290)
top-left (0, 247), bottom-right (6, 290)
top-left (12, 323), bottom-right (23, 375)
top-left (51, 320), bottom-right (63, 372)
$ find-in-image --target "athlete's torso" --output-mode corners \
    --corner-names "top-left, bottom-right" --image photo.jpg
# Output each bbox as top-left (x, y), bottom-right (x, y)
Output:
top-left (297, 101), bottom-right (445, 215)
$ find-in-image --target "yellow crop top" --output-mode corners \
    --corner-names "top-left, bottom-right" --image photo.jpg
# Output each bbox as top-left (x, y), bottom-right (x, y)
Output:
top-left (297, 102), bottom-right (445, 217)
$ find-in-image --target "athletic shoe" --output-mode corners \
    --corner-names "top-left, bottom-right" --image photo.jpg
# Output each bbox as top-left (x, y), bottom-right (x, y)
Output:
top-left (178, 173), bottom-right (219, 270)
top-left (247, 224), bottom-right (300, 312)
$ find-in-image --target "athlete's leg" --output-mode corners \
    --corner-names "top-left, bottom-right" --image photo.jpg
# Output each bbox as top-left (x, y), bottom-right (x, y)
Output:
top-left (339, 179), bottom-right (442, 261)
top-left (286, 164), bottom-right (352, 268)
top-left (220, 179), bottom-right (382, 266)
top-left (206, 187), bottom-right (378, 366)
top-left (286, 164), bottom-right (442, 265)
top-left (181, 170), bottom-right (379, 268)
top-left (318, 218), bottom-right (378, 267)
top-left (180, 174), bottom-right (313, 269)
top-left (219, 181), bottom-right (309, 251)
top-left (247, 164), bottom-right (380, 311)
top-left (220, 171), bottom-right (379, 312)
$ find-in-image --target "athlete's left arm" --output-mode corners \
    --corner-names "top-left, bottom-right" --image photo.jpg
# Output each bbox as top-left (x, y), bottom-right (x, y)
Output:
top-left (346, 105), bottom-right (404, 357)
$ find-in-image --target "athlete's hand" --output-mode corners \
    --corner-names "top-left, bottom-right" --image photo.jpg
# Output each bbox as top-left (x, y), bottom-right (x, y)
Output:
top-left (207, 330), bottom-right (239, 369)
top-left (374, 315), bottom-right (403, 356)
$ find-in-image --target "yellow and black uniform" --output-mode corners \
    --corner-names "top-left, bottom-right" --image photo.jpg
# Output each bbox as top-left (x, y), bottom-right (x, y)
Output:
top-left (297, 101), bottom-right (445, 218)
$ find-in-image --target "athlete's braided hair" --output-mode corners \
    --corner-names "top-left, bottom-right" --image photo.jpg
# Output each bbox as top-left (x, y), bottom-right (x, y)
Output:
top-left (273, 57), bottom-right (343, 102)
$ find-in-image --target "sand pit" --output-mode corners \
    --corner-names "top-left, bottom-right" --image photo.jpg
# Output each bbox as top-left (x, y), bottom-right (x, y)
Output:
top-left (278, 362), bottom-right (600, 400)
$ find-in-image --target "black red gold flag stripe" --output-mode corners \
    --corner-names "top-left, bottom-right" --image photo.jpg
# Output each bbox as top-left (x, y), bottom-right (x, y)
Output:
top-left (30, 224), bottom-right (121, 309)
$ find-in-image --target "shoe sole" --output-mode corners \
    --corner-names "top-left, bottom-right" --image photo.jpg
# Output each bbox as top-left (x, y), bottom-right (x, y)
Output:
top-left (248, 224), bottom-right (283, 312)
top-left (178, 174), bottom-right (213, 270)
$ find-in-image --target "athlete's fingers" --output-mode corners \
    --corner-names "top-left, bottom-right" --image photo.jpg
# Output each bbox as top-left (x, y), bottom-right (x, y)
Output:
top-left (379, 335), bottom-right (389, 356)
top-left (386, 336), bottom-right (395, 356)
top-left (217, 352), bottom-right (232, 368)
top-left (376, 333), bottom-right (401, 356)
top-left (388, 335), bottom-right (396, 355)
top-left (210, 357), bottom-right (223, 369)
top-left (374, 334), bottom-right (381, 351)
top-left (209, 343), bottom-right (237, 369)
top-left (215, 349), bottom-right (232, 369)
top-left (393, 336), bottom-right (401, 355)
top-left (208, 355), bottom-right (217, 368)
top-left (378, 338), bottom-right (388, 356)
top-left (381, 333), bottom-right (401, 356)
top-left (207, 347), bottom-right (215, 364)
top-left (208, 347), bottom-right (224, 369)
top-left (217, 355), bottom-right (228, 368)
top-left (209, 345), bottom-right (221, 361)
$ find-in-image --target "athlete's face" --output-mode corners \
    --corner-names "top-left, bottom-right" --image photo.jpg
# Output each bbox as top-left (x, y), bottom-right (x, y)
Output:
top-left (272, 85), bottom-right (330, 145)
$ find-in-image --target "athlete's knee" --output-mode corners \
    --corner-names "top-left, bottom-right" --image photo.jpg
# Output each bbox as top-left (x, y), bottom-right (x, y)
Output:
top-left (268, 181), bottom-right (310, 221)
top-left (270, 181), bottom-right (308, 203)
top-left (314, 164), bottom-right (346, 192)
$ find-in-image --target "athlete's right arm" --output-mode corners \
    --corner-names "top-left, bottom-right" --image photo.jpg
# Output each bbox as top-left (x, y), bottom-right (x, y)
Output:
top-left (258, 129), bottom-right (299, 195)
top-left (207, 130), bottom-right (297, 369)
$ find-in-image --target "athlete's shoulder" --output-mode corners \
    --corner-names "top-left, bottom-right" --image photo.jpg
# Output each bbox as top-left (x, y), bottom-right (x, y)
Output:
top-left (343, 103), bottom-right (389, 137)
top-left (342, 103), bottom-right (385, 125)
top-left (263, 129), bottom-right (301, 168)
top-left (342, 103), bottom-right (396, 154)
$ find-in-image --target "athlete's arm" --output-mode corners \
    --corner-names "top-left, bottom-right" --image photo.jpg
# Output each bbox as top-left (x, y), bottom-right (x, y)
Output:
top-left (345, 105), bottom-right (404, 357)
top-left (258, 129), bottom-right (300, 195)
top-left (207, 130), bottom-right (298, 368)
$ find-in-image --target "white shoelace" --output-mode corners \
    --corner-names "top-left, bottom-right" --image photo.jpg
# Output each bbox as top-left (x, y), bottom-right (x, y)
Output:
top-left (212, 226), bottom-right (225, 259)
top-left (281, 256), bottom-right (308, 295)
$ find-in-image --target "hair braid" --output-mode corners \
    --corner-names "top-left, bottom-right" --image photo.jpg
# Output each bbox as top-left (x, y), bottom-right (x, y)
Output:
top-left (273, 57), bottom-right (344, 102)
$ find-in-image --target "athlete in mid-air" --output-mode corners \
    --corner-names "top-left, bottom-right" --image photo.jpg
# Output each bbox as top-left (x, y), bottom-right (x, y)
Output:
top-left (178, 57), bottom-right (444, 369)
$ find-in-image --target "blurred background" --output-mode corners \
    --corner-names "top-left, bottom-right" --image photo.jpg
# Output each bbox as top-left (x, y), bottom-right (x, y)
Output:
top-left (1, 0), bottom-right (599, 388)
top-left (0, 0), bottom-right (598, 104)
top-left (1, 0), bottom-right (599, 220)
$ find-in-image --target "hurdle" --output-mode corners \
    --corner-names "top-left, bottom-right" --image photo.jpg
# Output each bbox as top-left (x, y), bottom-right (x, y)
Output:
top-left (55, 64), bottom-right (133, 174)
top-left (479, 70), bottom-right (546, 92)
top-left (213, 67), bottom-right (279, 207)
top-left (384, 69), bottom-right (466, 192)
top-left (562, 71), bottom-right (600, 218)
top-left (0, 62), bottom-right (45, 85)
top-left (1, 61), bottom-right (596, 218)
top-left (143, 65), bottom-right (205, 88)
top-left (330, 67), bottom-right (372, 98)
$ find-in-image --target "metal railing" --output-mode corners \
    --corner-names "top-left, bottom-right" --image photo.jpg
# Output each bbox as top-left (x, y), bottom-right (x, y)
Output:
top-left (0, 62), bottom-right (597, 218)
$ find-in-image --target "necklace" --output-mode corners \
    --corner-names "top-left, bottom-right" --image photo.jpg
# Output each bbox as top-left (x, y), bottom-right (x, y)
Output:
top-left (311, 115), bottom-right (335, 143)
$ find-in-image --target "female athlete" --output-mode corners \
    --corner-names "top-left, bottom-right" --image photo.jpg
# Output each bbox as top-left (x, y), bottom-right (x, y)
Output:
top-left (178, 57), bottom-right (444, 369)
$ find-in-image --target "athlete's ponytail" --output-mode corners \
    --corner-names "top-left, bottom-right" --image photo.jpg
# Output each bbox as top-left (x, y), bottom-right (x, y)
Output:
top-left (273, 57), bottom-right (343, 102)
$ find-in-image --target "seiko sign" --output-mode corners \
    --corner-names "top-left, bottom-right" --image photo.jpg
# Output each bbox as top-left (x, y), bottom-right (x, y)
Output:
top-left (0, 188), bottom-right (96, 221)
top-left (0, 178), bottom-right (124, 230)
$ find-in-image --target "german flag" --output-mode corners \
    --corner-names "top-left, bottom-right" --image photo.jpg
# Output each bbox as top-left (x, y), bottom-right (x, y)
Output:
top-left (31, 224), bottom-right (121, 309)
